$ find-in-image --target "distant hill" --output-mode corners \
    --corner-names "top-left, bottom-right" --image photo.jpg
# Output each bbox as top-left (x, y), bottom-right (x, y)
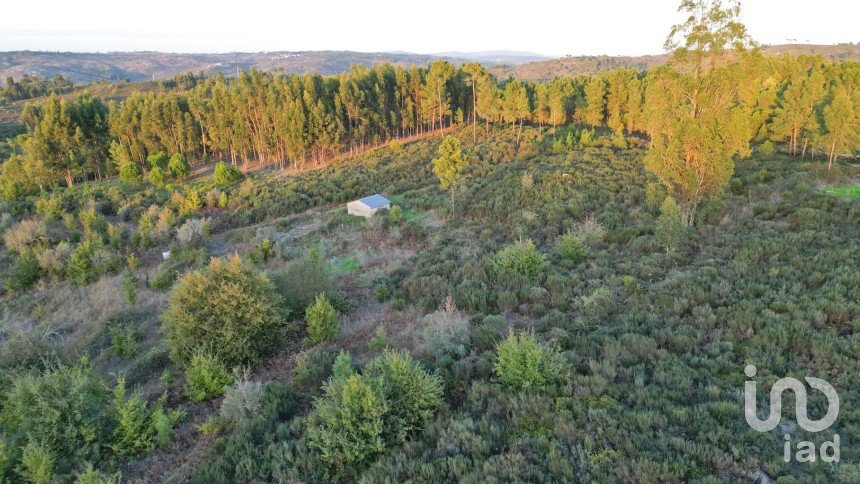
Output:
top-left (490, 43), bottom-right (860, 80)
top-left (431, 50), bottom-right (550, 65)
top-left (0, 51), bottom-right (445, 83)
top-left (0, 50), bottom-right (546, 84)
top-left (1, 44), bottom-right (857, 84)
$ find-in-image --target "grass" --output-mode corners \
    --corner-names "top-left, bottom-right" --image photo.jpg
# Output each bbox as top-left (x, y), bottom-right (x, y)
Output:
top-left (822, 184), bottom-right (860, 198)
top-left (337, 257), bottom-right (359, 275)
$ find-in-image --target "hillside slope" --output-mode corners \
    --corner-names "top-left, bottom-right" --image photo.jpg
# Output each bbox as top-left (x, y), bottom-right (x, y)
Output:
top-left (0, 51), bottom-right (443, 83)
top-left (491, 43), bottom-right (860, 80)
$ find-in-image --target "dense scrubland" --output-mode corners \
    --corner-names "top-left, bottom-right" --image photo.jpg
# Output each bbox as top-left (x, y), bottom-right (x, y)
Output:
top-left (0, 1), bottom-right (858, 482)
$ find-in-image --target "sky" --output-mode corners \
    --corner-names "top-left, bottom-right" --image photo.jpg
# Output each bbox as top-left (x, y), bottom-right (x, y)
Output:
top-left (1, 0), bottom-right (856, 57)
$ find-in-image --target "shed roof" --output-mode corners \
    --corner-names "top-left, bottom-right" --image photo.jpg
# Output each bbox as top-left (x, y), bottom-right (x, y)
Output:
top-left (355, 194), bottom-right (390, 208)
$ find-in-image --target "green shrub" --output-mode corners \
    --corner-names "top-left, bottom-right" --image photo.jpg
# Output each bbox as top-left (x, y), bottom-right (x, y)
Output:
top-left (149, 260), bottom-right (178, 290)
top-left (146, 151), bottom-right (168, 171)
top-left (494, 330), bottom-right (568, 392)
top-left (331, 350), bottom-right (354, 382)
top-left (291, 345), bottom-right (338, 393)
top-left (111, 379), bottom-right (164, 456)
top-left (67, 238), bottom-right (101, 285)
top-left (184, 351), bottom-right (231, 402)
top-left (109, 327), bottom-right (138, 358)
top-left (375, 282), bottom-right (390, 302)
top-left (17, 441), bottom-right (54, 484)
top-left (0, 363), bottom-right (111, 473)
top-left (307, 374), bottom-right (387, 479)
top-left (655, 196), bottom-right (685, 251)
top-left (368, 325), bottom-right (391, 352)
top-left (154, 410), bottom-right (173, 449)
top-left (5, 252), bottom-right (41, 292)
top-left (494, 239), bottom-right (548, 279)
top-left (363, 350), bottom-right (443, 445)
top-left (148, 166), bottom-right (167, 187)
top-left (119, 161), bottom-right (141, 184)
top-left (557, 233), bottom-right (585, 262)
top-left (163, 255), bottom-right (284, 367)
top-left (121, 270), bottom-right (137, 305)
top-left (214, 162), bottom-right (243, 185)
top-left (269, 254), bottom-right (332, 314)
top-left (168, 153), bottom-right (191, 180)
top-left (306, 294), bottom-right (339, 344)
top-left (389, 205), bottom-right (403, 225)
top-left (74, 463), bottom-right (120, 483)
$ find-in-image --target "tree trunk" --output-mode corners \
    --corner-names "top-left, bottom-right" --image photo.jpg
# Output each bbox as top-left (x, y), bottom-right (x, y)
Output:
top-left (471, 78), bottom-right (477, 143)
top-left (450, 187), bottom-right (455, 220)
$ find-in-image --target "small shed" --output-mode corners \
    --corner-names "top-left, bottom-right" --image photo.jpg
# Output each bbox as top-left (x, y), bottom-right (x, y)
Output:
top-left (347, 194), bottom-right (391, 218)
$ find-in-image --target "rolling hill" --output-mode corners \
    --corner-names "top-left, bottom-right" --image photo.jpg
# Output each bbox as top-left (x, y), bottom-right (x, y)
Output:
top-left (490, 43), bottom-right (860, 80)
top-left (3, 44), bottom-right (857, 84)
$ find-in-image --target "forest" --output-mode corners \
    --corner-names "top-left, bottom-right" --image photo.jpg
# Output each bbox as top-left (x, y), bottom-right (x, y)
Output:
top-left (0, 0), bottom-right (857, 482)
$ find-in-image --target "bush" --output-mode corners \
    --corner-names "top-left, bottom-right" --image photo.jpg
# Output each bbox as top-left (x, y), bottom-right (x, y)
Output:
top-left (176, 218), bottom-right (207, 245)
top-left (67, 238), bottom-right (102, 285)
top-left (146, 151), bottom-right (169, 171)
top-left (375, 283), bottom-right (390, 302)
top-left (494, 330), bottom-right (568, 392)
top-left (494, 239), bottom-right (548, 279)
top-left (37, 241), bottom-right (72, 280)
top-left (269, 254), bottom-right (332, 314)
top-left (557, 233), bottom-right (586, 262)
top-left (148, 166), bottom-right (167, 187)
top-left (5, 252), bottom-right (42, 292)
top-left (168, 153), bottom-right (191, 180)
top-left (219, 369), bottom-right (264, 423)
top-left (109, 327), bottom-right (138, 358)
top-left (291, 345), bottom-right (338, 393)
top-left (214, 162), bottom-right (243, 185)
top-left (363, 350), bottom-right (443, 445)
top-left (655, 196), bottom-right (685, 251)
top-left (74, 464), bottom-right (120, 484)
top-left (34, 197), bottom-right (63, 222)
top-left (148, 260), bottom-right (178, 290)
top-left (307, 374), bottom-right (387, 479)
top-left (0, 363), bottom-right (112, 474)
top-left (572, 216), bottom-right (606, 245)
top-left (184, 351), bottom-right (231, 402)
top-left (305, 294), bottom-right (339, 344)
top-left (3, 219), bottom-right (48, 254)
top-left (17, 441), bottom-right (54, 484)
top-left (421, 306), bottom-right (470, 359)
top-left (163, 255), bottom-right (284, 367)
top-left (111, 378), bottom-right (165, 456)
top-left (389, 205), bottom-right (403, 225)
top-left (119, 161), bottom-right (141, 184)
top-left (121, 270), bottom-right (137, 305)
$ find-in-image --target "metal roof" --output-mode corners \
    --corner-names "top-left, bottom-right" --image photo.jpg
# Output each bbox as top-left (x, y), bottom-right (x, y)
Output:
top-left (356, 194), bottom-right (391, 208)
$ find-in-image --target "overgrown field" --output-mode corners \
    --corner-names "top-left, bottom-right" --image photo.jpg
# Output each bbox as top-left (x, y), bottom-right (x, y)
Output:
top-left (0, 126), bottom-right (857, 482)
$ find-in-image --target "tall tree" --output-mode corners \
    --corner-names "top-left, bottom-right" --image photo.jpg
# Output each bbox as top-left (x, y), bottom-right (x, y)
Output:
top-left (432, 136), bottom-right (469, 219)
top-left (502, 80), bottom-right (531, 146)
top-left (817, 85), bottom-right (859, 169)
top-left (644, 0), bottom-right (754, 226)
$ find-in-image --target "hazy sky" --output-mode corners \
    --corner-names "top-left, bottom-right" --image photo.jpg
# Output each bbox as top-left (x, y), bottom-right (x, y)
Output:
top-left (1, 0), bottom-right (856, 56)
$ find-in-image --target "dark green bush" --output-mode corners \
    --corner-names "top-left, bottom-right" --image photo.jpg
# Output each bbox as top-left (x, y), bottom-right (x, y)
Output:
top-left (163, 256), bottom-right (284, 367)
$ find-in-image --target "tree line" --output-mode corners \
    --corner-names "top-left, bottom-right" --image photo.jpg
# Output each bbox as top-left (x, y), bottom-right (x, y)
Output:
top-left (1, 74), bottom-right (74, 103)
top-left (0, 53), bottom-right (857, 205)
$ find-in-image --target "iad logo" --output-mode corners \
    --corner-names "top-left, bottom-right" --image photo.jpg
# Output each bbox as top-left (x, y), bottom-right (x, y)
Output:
top-left (744, 365), bottom-right (841, 463)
